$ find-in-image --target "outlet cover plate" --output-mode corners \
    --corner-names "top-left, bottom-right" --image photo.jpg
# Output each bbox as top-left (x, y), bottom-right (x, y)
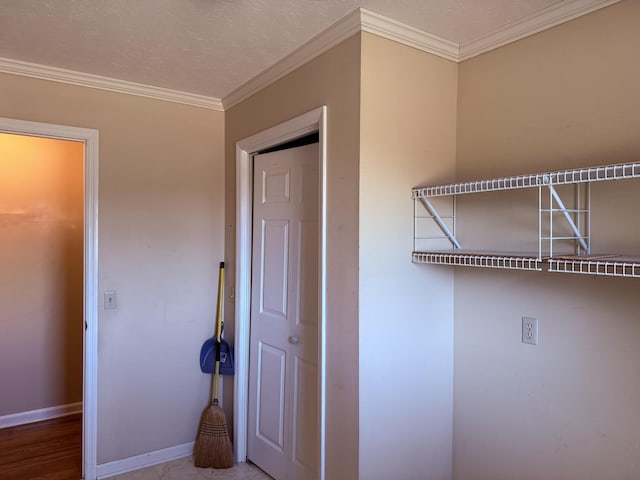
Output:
top-left (522, 316), bottom-right (538, 345)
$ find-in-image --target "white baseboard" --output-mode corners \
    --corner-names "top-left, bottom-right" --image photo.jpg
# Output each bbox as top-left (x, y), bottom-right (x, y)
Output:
top-left (96, 441), bottom-right (195, 479)
top-left (0, 402), bottom-right (82, 429)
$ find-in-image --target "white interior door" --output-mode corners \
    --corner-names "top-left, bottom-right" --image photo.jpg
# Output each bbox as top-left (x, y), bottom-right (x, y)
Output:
top-left (248, 142), bottom-right (319, 480)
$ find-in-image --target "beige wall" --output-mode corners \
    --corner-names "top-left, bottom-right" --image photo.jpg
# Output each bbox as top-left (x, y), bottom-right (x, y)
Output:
top-left (3, 3), bottom-right (638, 476)
top-left (0, 133), bottom-right (83, 416)
top-left (0, 73), bottom-right (225, 464)
top-left (225, 34), bottom-right (361, 479)
top-left (359, 33), bottom-right (457, 479)
top-left (454, 2), bottom-right (640, 479)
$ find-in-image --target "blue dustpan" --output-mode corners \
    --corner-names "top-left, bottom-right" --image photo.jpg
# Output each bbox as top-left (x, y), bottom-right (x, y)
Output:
top-left (200, 337), bottom-right (235, 375)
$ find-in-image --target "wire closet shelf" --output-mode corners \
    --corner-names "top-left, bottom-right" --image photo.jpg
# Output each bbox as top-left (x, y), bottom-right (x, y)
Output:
top-left (412, 161), bottom-right (640, 277)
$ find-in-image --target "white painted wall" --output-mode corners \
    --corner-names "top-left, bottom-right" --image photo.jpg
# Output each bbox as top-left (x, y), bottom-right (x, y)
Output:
top-left (4, 4), bottom-right (638, 477)
top-left (454, 2), bottom-right (640, 479)
top-left (0, 73), bottom-right (225, 465)
top-left (359, 33), bottom-right (457, 480)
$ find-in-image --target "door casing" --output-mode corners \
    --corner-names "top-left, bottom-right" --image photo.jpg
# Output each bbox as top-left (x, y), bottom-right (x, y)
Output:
top-left (234, 106), bottom-right (327, 480)
top-left (0, 117), bottom-right (99, 480)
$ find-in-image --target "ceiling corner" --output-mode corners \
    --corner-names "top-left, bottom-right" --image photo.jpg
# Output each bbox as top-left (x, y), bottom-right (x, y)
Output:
top-left (222, 8), bottom-right (362, 110)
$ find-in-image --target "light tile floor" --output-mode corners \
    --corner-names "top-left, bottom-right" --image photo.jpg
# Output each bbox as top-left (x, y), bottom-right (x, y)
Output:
top-left (109, 456), bottom-right (272, 480)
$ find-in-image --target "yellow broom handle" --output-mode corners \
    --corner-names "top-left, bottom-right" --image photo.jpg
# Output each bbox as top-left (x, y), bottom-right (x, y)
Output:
top-left (216, 263), bottom-right (224, 342)
top-left (213, 262), bottom-right (224, 403)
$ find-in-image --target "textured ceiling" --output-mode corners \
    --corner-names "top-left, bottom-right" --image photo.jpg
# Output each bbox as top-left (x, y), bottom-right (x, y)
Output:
top-left (0, 0), bottom-right (567, 99)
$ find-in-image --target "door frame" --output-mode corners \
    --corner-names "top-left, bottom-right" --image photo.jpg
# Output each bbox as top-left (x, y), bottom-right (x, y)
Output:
top-left (0, 117), bottom-right (99, 480)
top-left (234, 106), bottom-right (327, 480)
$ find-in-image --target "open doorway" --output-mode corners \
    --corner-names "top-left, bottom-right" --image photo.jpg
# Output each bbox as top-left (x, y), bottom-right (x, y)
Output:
top-left (0, 133), bottom-right (83, 477)
top-left (0, 117), bottom-right (98, 480)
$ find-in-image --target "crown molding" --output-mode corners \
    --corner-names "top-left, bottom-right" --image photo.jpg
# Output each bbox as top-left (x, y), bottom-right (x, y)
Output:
top-left (1, 1), bottom-right (620, 112)
top-left (223, 8), bottom-right (458, 109)
top-left (459, 0), bottom-right (621, 61)
top-left (359, 8), bottom-right (459, 62)
top-left (0, 57), bottom-right (223, 111)
top-left (225, 1), bottom-right (619, 109)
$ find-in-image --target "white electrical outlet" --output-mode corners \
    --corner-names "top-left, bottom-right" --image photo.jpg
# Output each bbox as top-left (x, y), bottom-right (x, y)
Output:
top-left (104, 290), bottom-right (117, 310)
top-left (522, 316), bottom-right (538, 345)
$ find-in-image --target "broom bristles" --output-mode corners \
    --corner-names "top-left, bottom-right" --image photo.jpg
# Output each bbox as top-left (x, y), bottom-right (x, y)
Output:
top-left (193, 404), bottom-right (234, 469)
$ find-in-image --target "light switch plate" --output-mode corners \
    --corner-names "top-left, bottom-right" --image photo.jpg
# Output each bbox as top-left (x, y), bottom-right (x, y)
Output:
top-left (104, 291), bottom-right (117, 310)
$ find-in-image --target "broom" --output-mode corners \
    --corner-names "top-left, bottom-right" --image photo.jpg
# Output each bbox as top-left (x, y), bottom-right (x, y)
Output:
top-left (194, 262), bottom-right (234, 468)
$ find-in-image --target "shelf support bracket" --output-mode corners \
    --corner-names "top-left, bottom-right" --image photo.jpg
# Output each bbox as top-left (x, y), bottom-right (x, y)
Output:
top-left (419, 197), bottom-right (461, 249)
top-left (548, 185), bottom-right (589, 254)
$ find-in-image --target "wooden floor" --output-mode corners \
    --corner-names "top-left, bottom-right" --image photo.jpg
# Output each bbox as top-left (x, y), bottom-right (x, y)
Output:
top-left (0, 413), bottom-right (82, 480)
